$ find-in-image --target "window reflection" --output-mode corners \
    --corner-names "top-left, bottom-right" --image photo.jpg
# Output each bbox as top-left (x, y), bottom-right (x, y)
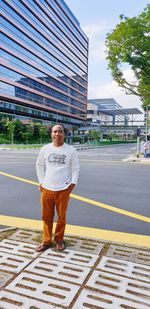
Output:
top-left (0, 82), bottom-right (86, 117)
top-left (1, 66), bottom-right (86, 105)
top-left (1, 50), bottom-right (87, 92)
top-left (0, 101), bottom-right (84, 125)
top-left (1, 0), bottom-right (88, 125)
top-left (2, 0), bottom-right (88, 60)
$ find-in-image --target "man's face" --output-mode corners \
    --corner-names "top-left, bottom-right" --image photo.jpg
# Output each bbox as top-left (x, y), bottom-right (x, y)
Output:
top-left (51, 125), bottom-right (65, 146)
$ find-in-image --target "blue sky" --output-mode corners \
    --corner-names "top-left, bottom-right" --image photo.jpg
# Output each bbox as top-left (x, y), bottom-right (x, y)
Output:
top-left (65, 0), bottom-right (149, 112)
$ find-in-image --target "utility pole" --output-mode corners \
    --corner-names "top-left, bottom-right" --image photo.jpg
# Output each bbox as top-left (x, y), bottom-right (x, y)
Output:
top-left (136, 127), bottom-right (140, 158)
top-left (145, 106), bottom-right (148, 142)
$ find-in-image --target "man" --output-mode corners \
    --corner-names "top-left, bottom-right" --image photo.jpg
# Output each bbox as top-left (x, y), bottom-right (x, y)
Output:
top-left (36, 124), bottom-right (79, 252)
top-left (143, 140), bottom-right (148, 158)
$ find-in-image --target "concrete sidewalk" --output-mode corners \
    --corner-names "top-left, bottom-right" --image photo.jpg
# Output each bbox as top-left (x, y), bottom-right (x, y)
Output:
top-left (124, 153), bottom-right (150, 163)
top-left (0, 228), bottom-right (150, 308)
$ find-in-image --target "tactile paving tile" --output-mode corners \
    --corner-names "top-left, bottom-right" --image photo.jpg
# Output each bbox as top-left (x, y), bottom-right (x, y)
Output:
top-left (6, 272), bottom-right (80, 307)
top-left (0, 239), bottom-right (39, 258)
top-left (0, 290), bottom-right (57, 308)
top-left (0, 252), bottom-right (31, 273)
top-left (25, 257), bottom-right (90, 284)
top-left (0, 271), bottom-right (13, 288)
top-left (9, 229), bottom-right (41, 243)
top-left (41, 248), bottom-right (99, 267)
top-left (72, 288), bottom-right (149, 309)
top-left (86, 269), bottom-right (150, 305)
top-left (97, 256), bottom-right (150, 283)
top-left (65, 236), bottom-right (104, 254)
top-left (107, 244), bottom-right (150, 265)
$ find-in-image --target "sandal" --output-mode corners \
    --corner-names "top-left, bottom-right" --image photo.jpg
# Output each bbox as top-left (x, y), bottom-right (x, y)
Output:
top-left (36, 243), bottom-right (51, 252)
top-left (55, 240), bottom-right (65, 251)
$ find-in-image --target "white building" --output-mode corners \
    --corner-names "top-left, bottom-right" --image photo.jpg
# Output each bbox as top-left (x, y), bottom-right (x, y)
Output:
top-left (87, 98), bottom-right (126, 125)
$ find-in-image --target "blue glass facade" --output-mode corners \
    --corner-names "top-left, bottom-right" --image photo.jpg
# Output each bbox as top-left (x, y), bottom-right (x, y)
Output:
top-left (0, 0), bottom-right (88, 126)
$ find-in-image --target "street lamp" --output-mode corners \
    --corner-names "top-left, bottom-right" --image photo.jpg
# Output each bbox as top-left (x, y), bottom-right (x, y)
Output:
top-left (145, 105), bottom-right (148, 142)
top-left (136, 127), bottom-right (141, 158)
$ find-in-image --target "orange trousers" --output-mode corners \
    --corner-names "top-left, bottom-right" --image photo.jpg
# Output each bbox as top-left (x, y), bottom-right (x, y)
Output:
top-left (41, 187), bottom-right (70, 244)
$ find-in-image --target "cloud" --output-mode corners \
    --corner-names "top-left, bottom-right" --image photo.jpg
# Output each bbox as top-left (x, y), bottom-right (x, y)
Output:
top-left (123, 68), bottom-right (138, 86)
top-left (88, 80), bottom-right (124, 98)
top-left (83, 21), bottom-right (110, 62)
top-left (89, 40), bottom-right (106, 62)
top-left (83, 21), bottom-right (109, 39)
top-left (88, 80), bottom-right (143, 112)
top-left (84, 22), bottom-right (142, 114)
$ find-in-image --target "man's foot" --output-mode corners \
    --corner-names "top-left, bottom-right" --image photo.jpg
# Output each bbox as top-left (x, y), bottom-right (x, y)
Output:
top-left (36, 243), bottom-right (51, 252)
top-left (55, 240), bottom-right (65, 251)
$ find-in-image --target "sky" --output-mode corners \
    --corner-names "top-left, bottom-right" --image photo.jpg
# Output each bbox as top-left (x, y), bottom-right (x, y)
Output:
top-left (65, 0), bottom-right (149, 113)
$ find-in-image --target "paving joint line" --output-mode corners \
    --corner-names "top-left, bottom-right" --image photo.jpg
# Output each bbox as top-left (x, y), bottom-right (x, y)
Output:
top-left (68, 243), bottom-right (109, 309)
top-left (1, 228), bottom-right (150, 308)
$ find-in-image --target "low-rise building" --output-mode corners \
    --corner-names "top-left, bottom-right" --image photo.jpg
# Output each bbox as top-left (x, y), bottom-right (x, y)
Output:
top-left (87, 98), bottom-right (126, 125)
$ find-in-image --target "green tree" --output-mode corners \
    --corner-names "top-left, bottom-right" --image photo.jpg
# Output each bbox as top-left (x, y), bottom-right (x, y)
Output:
top-left (33, 123), bottom-right (48, 143)
top-left (33, 123), bottom-right (40, 140)
top-left (105, 4), bottom-right (150, 107)
top-left (5, 121), bottom-right (16, 144)
top-left (39, 125), bottom-right (47, 144)
top-left (0, 120), bottom-right (7, 134)
top-left (13, 120), bottom-right (25, 142)
top-left (21, 124), bottom-right (34, 144)
top-left (90, 130), bottom-right (100, 142)
top-left (21, 131), bottom-right (32, 144)
top-left (0, 120), bottom-right (8, 144)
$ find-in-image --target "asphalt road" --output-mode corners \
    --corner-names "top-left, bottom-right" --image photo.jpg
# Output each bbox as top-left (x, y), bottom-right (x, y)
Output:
top-left (0, 143), bottom-right (150, 236)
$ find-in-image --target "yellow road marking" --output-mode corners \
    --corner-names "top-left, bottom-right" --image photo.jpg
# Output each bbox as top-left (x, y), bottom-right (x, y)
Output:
top-left (0, 162), bottom-right (34, 164)
top-left (71, 193), bottom-right (150, 223)
top-left (80, 159), bottom-right (150, 165)
top-left (0, 215), bottom-right (150, 248)
top-left (0, 155), bottom-right (36, 158)
top-left (0, 171), bottom-right (150, 223)
top-left (0, 171), bottom-right (38, 186)
top-left (80, 160), bottom-right (127, 164)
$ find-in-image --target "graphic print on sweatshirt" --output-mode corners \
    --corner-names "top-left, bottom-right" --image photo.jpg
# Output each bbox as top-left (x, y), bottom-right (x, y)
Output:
top-left (48, 153), bottom-right (67, 166)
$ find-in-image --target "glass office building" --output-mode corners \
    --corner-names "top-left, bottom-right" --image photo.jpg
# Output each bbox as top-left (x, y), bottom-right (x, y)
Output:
top-left (0, 0), bottom-right (88, 127)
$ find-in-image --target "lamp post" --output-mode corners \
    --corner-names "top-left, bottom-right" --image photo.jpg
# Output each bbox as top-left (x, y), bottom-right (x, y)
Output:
top-left (136, 127), bottom-right (140, 158)
top-left (145, 106), bottom-right (148, 142)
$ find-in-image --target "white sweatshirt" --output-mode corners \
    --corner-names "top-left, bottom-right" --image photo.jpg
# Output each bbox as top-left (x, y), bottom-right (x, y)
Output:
top-left (36, 143), bottom-right (79, 191)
